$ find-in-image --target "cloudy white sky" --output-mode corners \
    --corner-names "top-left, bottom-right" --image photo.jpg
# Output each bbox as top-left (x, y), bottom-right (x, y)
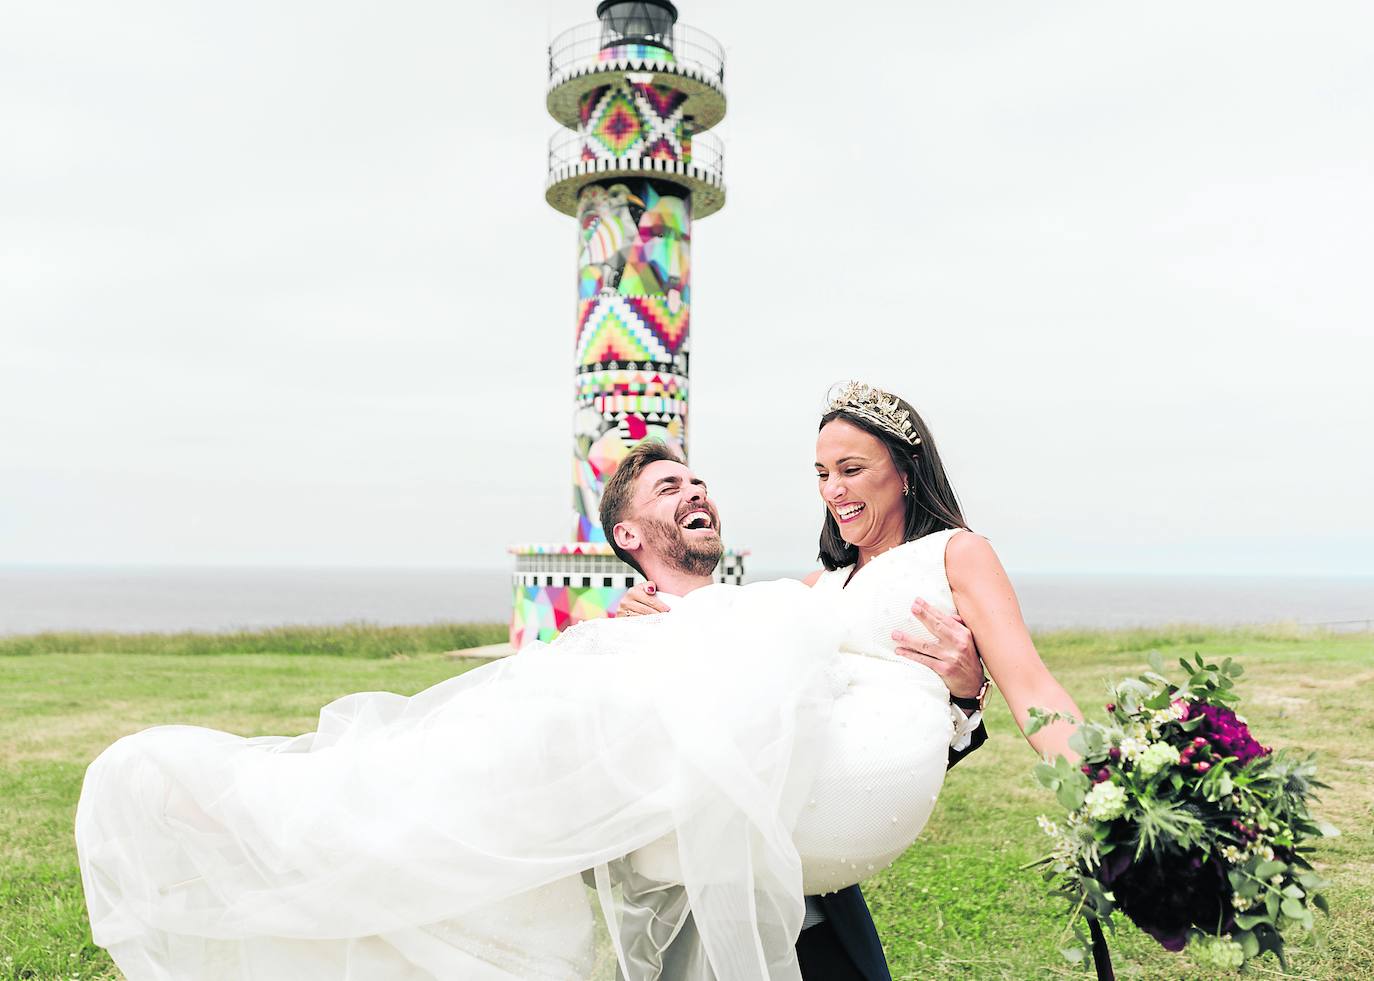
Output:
top-left (4, 1), bottom-right (1372, 576)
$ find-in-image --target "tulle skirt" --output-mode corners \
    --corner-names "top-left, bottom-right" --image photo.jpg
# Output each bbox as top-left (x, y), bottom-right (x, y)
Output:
top-left (75, 581), bottom-right (951, 980)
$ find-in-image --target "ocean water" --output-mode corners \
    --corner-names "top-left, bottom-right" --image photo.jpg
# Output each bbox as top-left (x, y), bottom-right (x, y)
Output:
top-left (1, 566), bottom-right (1371, 636)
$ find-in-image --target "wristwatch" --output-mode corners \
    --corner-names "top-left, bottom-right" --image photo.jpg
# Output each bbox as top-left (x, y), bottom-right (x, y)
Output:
top-left (951, 677), bottom-right (991, 712)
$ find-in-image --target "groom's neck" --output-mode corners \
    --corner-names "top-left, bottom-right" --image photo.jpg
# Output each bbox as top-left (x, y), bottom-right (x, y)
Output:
top-left (638, 560), bottom-right (713, 598)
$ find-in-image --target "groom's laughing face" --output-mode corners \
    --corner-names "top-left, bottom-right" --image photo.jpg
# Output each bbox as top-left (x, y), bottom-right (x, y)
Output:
top-left (625, 460), bottom-right (723, 577)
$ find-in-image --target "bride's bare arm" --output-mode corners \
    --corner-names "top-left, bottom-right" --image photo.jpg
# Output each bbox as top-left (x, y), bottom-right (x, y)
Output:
top-left (945, 531), bottom-right (1082, 760)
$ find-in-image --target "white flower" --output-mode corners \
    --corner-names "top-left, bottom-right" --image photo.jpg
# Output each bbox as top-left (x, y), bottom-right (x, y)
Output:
top-left (1149, 704), bottom-right (1185, 729)
top-left (1189, 936), bottom-right (1245, 970)
top-left (1118, 736), bottom-right (1148, 762)
top-left (1136, 742), bottom-right (1181, 778)
top-left (1084, 781), bottom-right (1128, 821)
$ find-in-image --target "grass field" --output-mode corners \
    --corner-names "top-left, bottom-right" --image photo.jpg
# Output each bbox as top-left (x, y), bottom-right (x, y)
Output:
top-left (1, 623), bottom-right (1370, 979)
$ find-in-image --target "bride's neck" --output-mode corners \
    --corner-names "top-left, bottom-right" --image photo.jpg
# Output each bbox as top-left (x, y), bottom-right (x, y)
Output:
top-left (854, 538), bottom-right (905, 571)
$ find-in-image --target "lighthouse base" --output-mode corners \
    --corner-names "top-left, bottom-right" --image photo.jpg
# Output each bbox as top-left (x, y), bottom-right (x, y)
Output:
top-left (508, 543), bottom-right (746, 649)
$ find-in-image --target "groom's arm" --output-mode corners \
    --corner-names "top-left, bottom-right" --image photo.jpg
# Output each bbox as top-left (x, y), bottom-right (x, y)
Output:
top-left (948, 716), bottom-right (987, 768)
top-left (890, 599), bottom-right (990, 769)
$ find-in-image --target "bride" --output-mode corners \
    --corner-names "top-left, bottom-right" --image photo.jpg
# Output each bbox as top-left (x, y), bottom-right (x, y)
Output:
top-left (75, 382), bottom-right (1081, 981)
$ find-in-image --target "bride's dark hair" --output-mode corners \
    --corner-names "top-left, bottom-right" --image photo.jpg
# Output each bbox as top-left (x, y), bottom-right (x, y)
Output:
top-left (817, 396), bottom-right (968, 571)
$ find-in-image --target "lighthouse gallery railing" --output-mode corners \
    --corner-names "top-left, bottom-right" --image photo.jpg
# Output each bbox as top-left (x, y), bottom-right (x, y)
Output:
top-left (548, 20), bottom-right (726, 88)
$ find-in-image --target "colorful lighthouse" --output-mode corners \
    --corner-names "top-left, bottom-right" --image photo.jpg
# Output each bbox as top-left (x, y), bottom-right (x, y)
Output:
top-left (510, 1), bottom-right (743, 647)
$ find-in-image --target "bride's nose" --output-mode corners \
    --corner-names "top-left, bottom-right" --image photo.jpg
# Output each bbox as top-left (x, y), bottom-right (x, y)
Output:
top-left (821, 475), bottom-right (846, 501)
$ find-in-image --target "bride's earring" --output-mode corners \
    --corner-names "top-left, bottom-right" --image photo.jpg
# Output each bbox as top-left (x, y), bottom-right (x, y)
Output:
top-left (902, 483), bottom-right (910, 496)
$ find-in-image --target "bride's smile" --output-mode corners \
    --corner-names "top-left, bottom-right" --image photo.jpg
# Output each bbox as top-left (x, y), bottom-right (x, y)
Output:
top-left (815, 419), bottom-right (908, 560)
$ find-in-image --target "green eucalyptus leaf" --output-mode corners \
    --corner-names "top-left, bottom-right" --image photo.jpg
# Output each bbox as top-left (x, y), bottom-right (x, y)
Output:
top-left (1059, 946), bottom-right (1085, 964)
top-left (1147, 650), bottom-right (1164, 673)
top-left (1234, 913), bottom-right (1270, 930)
top-left (1057, 781), bottom-right (1086, 811)
top-left (1313, 893), bottom-right (1329, 915)
top-left (1238, 929), bottom-right (1260, 958)
top-left (1255, 860), bottom-right (1286, 879)
top-left (1280, 897), bottom-right (1305, 919)
top-left (1282, 884), bottom-right (1305, 900)
top-left (1143, 691), bottom-right (1172, 710)
top-left (1067, 729), bottom-right (1089, 756)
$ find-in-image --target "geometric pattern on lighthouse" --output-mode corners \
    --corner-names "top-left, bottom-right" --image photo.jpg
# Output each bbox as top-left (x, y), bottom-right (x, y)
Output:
top-left (587, 87), bottom-right (643, 157)
top-left (570, 360), bottom-right (689, 544)
top-left (579, 81), bottom-right (691, 165)
top-left (570, 171), bottom-right (694, 544)
top-left (575, 295), bottom-right (670, 364)
top-left (576, 367), bottom-right (689, 419)
top-left (578, 181), bottom-right (691, 299)
top-left (574, 295), bottom-right (689, 364)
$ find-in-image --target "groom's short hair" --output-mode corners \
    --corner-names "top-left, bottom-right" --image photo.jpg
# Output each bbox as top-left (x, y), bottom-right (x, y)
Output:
top-left (600, 440), bottom-right (685, 576)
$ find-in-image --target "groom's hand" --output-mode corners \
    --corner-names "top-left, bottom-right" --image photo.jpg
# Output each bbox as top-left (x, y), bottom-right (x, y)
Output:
top-left (892, 599), bottom-right (984, 700)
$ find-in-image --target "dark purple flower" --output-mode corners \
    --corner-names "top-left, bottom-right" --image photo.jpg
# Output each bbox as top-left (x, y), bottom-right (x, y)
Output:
top-left (1183, 702), bottom-right (1270, 765)
top-left (1097, 850), bottom-right (1233, 951)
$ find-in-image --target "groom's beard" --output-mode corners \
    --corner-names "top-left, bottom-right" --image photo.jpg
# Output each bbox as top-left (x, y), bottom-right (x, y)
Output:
top-left (640, 517), bottom-right (724, 578)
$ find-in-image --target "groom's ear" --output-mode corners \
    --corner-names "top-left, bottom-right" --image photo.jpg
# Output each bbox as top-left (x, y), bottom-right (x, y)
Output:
top-left (611, 521), bottom-right (640, 555)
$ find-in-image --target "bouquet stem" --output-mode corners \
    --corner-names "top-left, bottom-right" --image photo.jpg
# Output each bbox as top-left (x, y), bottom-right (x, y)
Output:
top-left (1089, 919), bottom-right (1115, 981)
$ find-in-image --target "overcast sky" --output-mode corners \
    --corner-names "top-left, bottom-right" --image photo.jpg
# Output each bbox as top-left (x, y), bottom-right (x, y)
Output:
top-left (4, 1), bottom-right (1372, 576)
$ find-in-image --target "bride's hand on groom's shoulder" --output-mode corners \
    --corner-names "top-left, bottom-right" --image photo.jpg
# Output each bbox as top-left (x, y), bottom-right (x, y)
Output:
top-left (892, 599), bottom-right (985, 700)
top-left (616, 582), bottom-right (671, 617)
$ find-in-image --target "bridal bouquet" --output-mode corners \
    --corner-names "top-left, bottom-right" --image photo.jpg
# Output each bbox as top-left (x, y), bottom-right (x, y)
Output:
top-left (1028, 652), bottom-right (1337, 973)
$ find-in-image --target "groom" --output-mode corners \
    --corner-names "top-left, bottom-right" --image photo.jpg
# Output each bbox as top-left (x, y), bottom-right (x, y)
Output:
top-left (597, 441), bottom-right (989, 981)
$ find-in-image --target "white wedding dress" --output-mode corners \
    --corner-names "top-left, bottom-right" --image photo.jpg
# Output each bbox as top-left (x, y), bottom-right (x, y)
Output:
top-left (76, 532), bottom-right (965, 981)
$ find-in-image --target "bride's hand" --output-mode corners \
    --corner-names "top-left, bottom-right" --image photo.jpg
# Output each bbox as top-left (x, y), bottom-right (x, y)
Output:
top-left (616, 582), bottom-right (671, 617)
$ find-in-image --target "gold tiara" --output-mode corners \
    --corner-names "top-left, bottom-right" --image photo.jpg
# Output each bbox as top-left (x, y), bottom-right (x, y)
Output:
top-left (827, 381), bottom-right (922, 447)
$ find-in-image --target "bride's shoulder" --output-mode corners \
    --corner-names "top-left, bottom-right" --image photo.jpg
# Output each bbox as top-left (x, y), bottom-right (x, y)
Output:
top-left (802, 569), bottom-right (824, 587)
top-left (943, 530), bottom-right (1005, 588)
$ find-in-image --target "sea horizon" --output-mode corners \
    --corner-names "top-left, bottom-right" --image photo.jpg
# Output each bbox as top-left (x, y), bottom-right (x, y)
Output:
top-left (2, 565), bottom-right (1371, 637)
